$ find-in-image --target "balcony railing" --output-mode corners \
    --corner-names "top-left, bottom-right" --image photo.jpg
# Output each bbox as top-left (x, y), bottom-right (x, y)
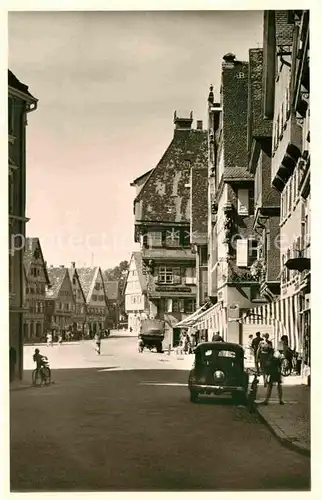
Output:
top-left (141, 246), bottom-right (195, 260)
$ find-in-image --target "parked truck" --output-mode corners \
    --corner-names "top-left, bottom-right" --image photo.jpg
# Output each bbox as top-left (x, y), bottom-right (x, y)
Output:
top-left (138, 319), bottom-right (165, 353)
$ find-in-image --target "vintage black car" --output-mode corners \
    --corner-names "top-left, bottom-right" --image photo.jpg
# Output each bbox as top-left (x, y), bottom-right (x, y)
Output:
top-left (188, 341), bottom-right (249, 404)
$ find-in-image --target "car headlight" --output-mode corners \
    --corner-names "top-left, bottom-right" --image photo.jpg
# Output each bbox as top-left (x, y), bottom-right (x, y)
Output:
top-left (214, 370), bottom-right (225, 380)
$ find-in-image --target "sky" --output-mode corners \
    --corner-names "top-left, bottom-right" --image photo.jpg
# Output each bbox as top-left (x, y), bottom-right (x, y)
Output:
top-left (8, 10), bottom-right (263, 270)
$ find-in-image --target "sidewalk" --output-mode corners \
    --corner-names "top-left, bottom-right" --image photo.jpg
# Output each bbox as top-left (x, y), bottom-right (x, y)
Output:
top-left (255, 381), bottom-right (310, 456)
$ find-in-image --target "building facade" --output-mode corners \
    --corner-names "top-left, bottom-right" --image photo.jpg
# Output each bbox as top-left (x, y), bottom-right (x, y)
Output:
top-left (125, 252), bottom-right (150, 334)
top-left (45, 266), bottom-right (75, 334)
top-left (68, 262), bottom-right (87, 336)
top-left (238, 11), bottom-right (310, 382)
top-left (8, 70), bottom-right (38, 381)
top-left (265, 10), bottom-right (310, 375)
top-left (206, 54), bottom-right (265, 343)
top-left (23, 238), bottom-right (50, 342)
top-left (131, 113), bottom-right (207, 346)
top-left (77, 267), bottom-right (108, 336)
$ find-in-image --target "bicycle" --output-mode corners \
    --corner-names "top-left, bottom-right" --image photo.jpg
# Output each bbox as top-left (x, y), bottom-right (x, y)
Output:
top-left (247, 369), bottom-right (259, 413)
top-left (280, 355), bottom-right (292, 377)
top-left (32, 358), bottom-right (51, 386)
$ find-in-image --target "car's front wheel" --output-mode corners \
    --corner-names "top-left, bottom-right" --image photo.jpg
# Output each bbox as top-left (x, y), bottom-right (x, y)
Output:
top-left (190, 391), bottom-right (199, 403)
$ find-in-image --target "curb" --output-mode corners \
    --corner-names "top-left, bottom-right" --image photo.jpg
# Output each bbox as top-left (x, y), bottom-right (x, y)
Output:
top-left (256, 405), bottom-right (310, 457)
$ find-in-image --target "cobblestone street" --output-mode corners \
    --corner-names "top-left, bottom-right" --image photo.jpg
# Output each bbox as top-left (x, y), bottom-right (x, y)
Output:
top-left (10, 335), bottom-right (310, 491)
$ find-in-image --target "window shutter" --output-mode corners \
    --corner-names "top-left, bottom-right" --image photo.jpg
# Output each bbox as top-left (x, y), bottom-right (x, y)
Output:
top-left (173, 267), bottom-right (181, 284)
top-left (237, 189), bottom-right (249, 215)
top-left (185, 267), bottom-right (192, 278)
top-left (236, 239), bottom-right (248, 267)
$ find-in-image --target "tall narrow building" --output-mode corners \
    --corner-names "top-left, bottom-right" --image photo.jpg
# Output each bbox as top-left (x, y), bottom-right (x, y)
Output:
top-left (206, 54), bottom-right (264, 342)
top-left (131, 112), bottom-right (208, 347)
top-left (9, 70), bottom-right (38, 381)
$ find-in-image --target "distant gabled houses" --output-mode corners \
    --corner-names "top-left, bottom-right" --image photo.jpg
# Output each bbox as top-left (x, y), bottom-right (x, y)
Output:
top-left (125, 252), bottom-right (150, 334)
top-left (77, 266), bottom-right (108, 336)
top-left (103, 280), bottom-right (120, 328)
top-left (68, 262), bottom-right (87, 335)
top-left (45, 266), bottom-right (75, 334)
top-left (23, 237), bottom-right (50, 341)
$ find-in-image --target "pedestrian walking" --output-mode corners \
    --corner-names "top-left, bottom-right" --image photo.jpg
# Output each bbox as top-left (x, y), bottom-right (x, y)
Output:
top-left (212, 332), bottom-right (224, 342)
top-left (257, 334), bottom-right (274, 387)
top-left (46, 332), bottom-right (53, 347)
top-left (183, 334), bottom-right (191, 354)
top-left (176, 341), bottom-right (184, 360)
top-left (280, 334), bottom-right (293, 372)
top-left (94, 332), bottom-right (101, 355)
top-left (58, 332), bottom-right (63, 345)
top-left (251, 331), bottom-right (263, 372)
top-left (262, 347), bottom-right (284, 405)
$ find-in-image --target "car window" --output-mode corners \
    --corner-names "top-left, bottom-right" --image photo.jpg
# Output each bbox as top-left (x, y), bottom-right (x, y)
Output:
top-left (218, 350), bottom-right (236, 358)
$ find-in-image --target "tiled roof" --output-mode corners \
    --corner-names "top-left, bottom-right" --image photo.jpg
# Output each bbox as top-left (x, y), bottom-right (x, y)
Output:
top-left (132, 125), bottom-right (208, 222)
top-left (77, 267), bottom-right (98, 302)
top-left (8, 70), bottom-right (36, 100)
top-left (46, 268), bottom-right (67, 299)
top-left (223, 167), bottom-right (254, 181)
top-left (130, 169), bottom-right (153, 186)
top-left (24, 238), bottom-right (38, 275)
top-left (222, 61), bottom-right (249, 170)
top-left (24, 237), bottom-right (50, 284)
top-left (103, 280), bottom-right (119, 301)
top-left (68, 267), bottom-right (86, 302)
top-left (132, 252), bottom-right (147, 293)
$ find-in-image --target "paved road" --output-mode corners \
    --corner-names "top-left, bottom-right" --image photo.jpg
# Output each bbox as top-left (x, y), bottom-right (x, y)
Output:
top-left (10, 334), bottom-right (310, 491)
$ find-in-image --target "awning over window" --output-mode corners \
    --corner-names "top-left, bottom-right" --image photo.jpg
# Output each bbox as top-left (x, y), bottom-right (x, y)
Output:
top-left (175, 302), bottom-right (224, 329)
top-left (175, 305), bottom-right (209, 328)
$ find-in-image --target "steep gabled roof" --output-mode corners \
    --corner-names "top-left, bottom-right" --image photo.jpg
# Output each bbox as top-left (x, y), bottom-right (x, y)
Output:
top-left (103, 280), bottom-right (119, 301)
top-left (223, 166), bottom-right (254, 181)
top-left (132, 123), bottom-right (208, 223)
top-left (68, 267), bottom-right (86, 303)
top-left (8, 69), bottom-right (37, 101)
top-left (132, 252), bottom-right (147, 293)
top-left (130, 169), bottom-right (153, 186)
top-left (46, 267), bottom-right (68, 299)
top-left (24, 237), bottom-right (50, 284)
top-left (77, 267), bottom-right (100, 303)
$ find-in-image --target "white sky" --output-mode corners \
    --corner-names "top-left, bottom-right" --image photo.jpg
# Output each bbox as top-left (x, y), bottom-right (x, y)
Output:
top-left (8, 10), bottom-right (263, 268)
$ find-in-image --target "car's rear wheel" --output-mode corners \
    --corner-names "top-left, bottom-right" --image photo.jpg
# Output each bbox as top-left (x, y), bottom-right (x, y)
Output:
top-left (190, 391), bottom-right (199, 403)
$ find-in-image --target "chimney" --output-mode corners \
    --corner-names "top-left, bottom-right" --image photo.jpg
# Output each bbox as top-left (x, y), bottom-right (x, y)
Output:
top-left (223, 52), bottom-right (236, 68)
top-left (196, 120), bottom-right (203, 130)
top-left (71, 262), bottom-right (76, 268)
top-left (174, 110), bottom-right (193, 130)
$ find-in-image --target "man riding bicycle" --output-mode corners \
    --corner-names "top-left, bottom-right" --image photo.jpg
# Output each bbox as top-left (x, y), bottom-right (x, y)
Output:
top-left (33, 349), bottom-right (48, 377)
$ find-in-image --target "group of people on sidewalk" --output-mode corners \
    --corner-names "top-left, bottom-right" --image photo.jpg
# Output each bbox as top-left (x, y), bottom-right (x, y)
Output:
top-left (246, 332), bottom-right (296, 405)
